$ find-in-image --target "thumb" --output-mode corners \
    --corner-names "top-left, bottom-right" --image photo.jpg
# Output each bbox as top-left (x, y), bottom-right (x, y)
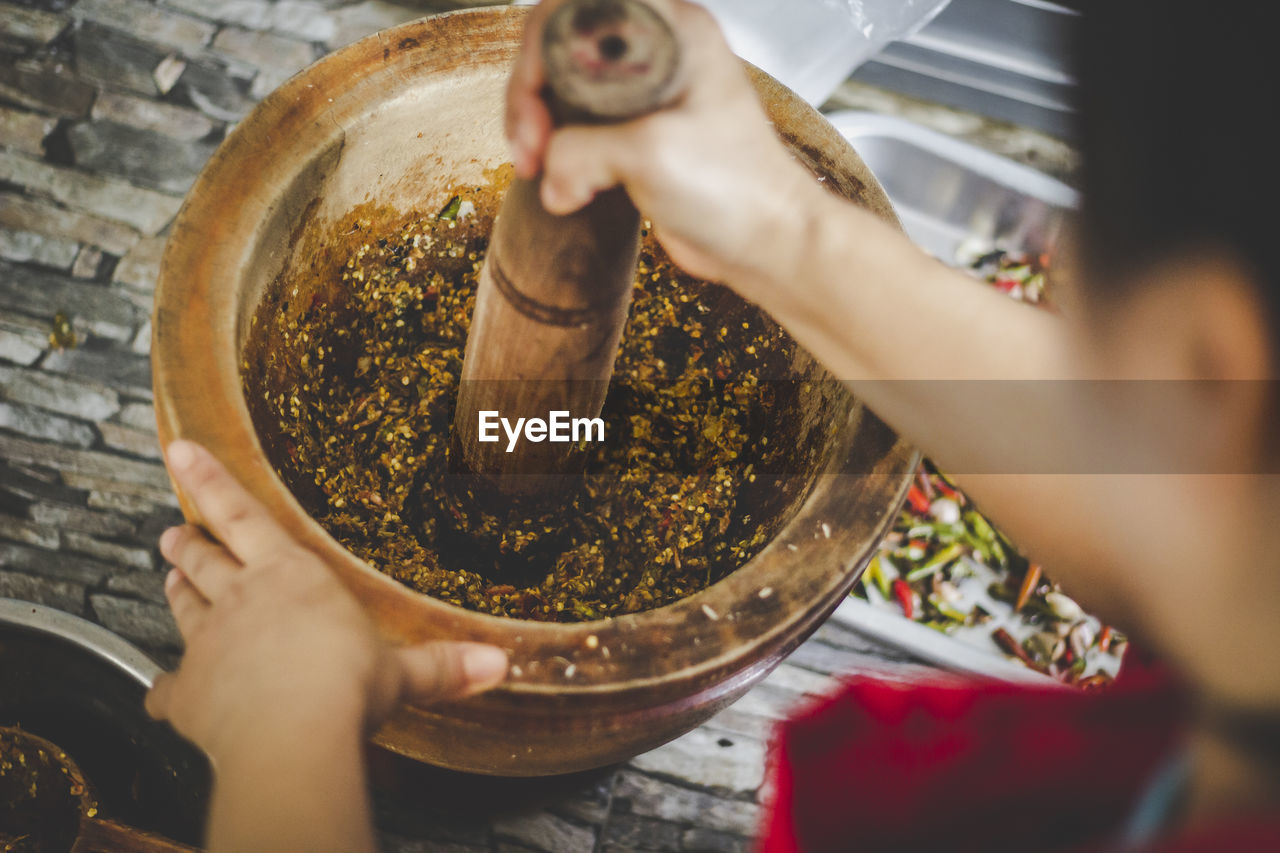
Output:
top-left (540, 122), bottom-right (643, 215)
top-left (395, 642), bottom-right (509, 706)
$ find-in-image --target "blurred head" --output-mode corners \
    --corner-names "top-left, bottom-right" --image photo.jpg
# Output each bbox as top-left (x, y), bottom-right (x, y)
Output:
top-left (1075, 0), bottom-right (1279, 384)
top-left (1066, 0), bottom-right (1279, 712)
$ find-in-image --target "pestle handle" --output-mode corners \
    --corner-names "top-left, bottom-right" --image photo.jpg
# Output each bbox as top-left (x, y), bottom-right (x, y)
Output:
top-left (71, 819), bottom-right (201, 853)
top-left (450, 0), bottom-right (684, 496)
top-left (541, 0), bottom-right (684, 124)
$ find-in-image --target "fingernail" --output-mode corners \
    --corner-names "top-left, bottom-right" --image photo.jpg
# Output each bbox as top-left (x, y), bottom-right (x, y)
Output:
top-left (166, 440), bottom-right (197, 473)
top-left (164, 567), bottom-right (181, 592)
top-left (159, 526), bottom-right (180, 554)
top-left (462, 646), bottom-right (509, 687)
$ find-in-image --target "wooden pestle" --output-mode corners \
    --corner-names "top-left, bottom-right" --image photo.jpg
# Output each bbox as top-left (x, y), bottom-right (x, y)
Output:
top-left (451, 0), bottom-right (684, 496)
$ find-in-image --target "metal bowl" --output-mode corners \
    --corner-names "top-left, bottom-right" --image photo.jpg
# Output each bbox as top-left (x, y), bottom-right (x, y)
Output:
top-left (0, 599), bottom-right (209, 846)
top-left (826, 111), bottom-right (1077, 263)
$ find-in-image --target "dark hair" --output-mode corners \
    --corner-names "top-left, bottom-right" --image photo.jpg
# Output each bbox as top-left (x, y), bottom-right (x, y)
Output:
top-left (1075, 0), bottom-right (1280, 353)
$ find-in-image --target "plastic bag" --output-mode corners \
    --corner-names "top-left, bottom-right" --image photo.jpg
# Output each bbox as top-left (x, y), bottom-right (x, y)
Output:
top-left (826, 0), bottom-right (953, 43)
top-left (694, 0), bottom-right (952, 105)
top-left (511, 0), bottom-right (951, 106)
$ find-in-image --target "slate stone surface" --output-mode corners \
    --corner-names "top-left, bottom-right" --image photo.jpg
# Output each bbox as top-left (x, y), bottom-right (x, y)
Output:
top-left (68, 117), bottom-right (218, 192)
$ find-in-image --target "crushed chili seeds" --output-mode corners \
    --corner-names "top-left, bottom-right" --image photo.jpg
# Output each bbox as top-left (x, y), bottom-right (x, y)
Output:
top-left (242, 182), bottom-right (804, 622)
top-left (1, 727), bottom-right (97, 853)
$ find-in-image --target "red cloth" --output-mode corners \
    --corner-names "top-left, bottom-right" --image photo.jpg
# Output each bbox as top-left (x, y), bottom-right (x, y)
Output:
top-left (757, 656), bottom-right (1276, 852)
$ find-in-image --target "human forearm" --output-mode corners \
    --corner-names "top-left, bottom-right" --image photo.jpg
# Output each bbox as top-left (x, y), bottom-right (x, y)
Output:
top-left (743, 184), bottom-right (1071, 382)
top-left (207, 699), bottom-right (374, 853)
top-left (733, 185), bottom-right (1089, 471)
top-left (736, 189), bottom-right (1141, 617)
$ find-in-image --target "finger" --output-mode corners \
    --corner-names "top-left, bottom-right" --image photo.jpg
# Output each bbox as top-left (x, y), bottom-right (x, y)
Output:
top-left (539, 121), bottom-right (640, 214)
top-left (160, 524), bottom-right (242, 602)
top-left (165, 440), bottom-right (293, 566)
top-left (145, 671), bottom-right (175, 721)
top-left (395, 642), bottom-right (509, 706)
top-left (668, 1), bottom-right (739, 94)
top-left (509, 94), bottom-right (553, 180)
top-left (165, 567), bottom-right (209, 640)
top-left (505, 2), bottom-right (547, 130)
top-left (506, 0), bottom-right (561, 177)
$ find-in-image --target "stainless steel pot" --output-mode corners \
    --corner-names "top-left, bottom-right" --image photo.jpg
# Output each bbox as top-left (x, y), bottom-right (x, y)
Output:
top-left (0, 599), bottom-right (209, 846)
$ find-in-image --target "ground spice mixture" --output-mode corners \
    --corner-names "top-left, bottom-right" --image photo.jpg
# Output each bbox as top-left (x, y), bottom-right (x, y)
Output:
top-left (243, 176), bottom-right (808, 621)
top-left (0, 728), bottom-right (96, 853)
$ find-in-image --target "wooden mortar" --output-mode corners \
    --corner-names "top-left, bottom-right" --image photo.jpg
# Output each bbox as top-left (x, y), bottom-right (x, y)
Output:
top-left (152, 7), bottom-right (917, 776)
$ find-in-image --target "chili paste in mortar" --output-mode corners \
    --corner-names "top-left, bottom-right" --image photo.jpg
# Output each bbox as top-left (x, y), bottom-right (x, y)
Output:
top-left (242, 175), bottom-right (815, 621)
